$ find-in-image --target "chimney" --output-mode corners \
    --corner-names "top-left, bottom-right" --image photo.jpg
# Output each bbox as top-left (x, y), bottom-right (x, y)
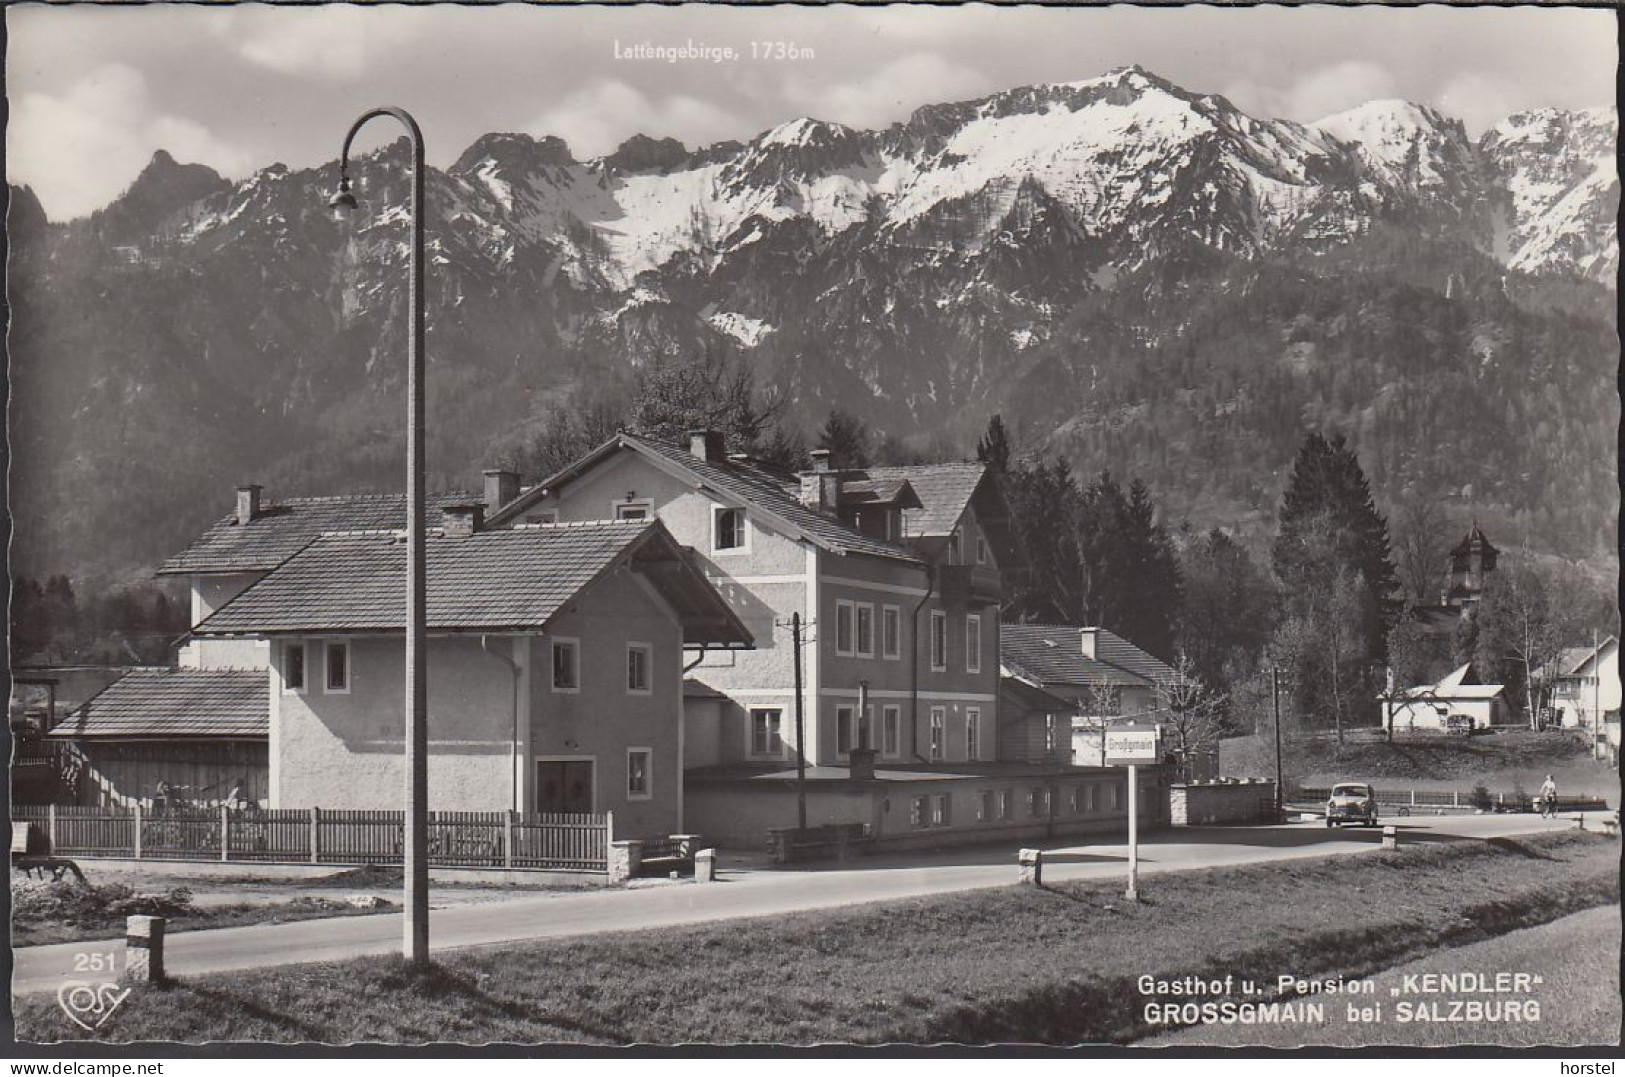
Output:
top-left (236, 485), bottom-right (262, 526)
top-left (687, 429), bottom-right (726, 463)
top-left (798, 449), bottom-right (842, 512)
top-left (441, 502), bottom-right (484, 538)
top-left (1080, 628), bottom-right (1097, 660)
top-left (483, 469), bottom-right (520, 513)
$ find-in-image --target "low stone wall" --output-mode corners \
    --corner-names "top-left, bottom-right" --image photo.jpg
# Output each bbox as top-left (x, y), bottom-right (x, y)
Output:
top-left (1169, 778), bottom-right (1277, 826)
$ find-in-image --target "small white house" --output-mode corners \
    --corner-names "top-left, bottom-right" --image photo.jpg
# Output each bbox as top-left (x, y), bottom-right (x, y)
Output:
top-left (1383, 663), bottom-right (1508, 733)
top-left (1545, 636), bottom-right (1619, 733)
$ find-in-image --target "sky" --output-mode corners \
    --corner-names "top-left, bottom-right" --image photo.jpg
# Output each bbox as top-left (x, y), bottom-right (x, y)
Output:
top-left (8, 3), bottom-right (1617, 222)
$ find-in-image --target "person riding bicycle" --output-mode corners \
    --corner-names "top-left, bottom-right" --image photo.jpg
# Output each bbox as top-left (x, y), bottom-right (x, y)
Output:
top-left (1538, 775), bottom-right (1558, 817)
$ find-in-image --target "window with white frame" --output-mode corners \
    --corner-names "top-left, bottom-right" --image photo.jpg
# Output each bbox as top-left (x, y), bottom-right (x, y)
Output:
top-left (965, 615), bottom-right (982, 674)
top-left (834, 601), bottom-right (855, 656)
top-left (713, 506), bottom-right (747, 552)
top-left (626, 748), bottom-right (652, 800)
top-left (626, 643), bottom-right (651, 695)
top-left (881, 606), bottom-right (901, 660)
top-left (836, 704), bottom-right (855, 755)
top-left (881, 704), bottom-right (901, 756)
top-left (930, 610), bottom-right (948, 671)
top-left (615, 500), bottom-right (651, 521)
top-left (929, 706), bottom-right (946, 761)
top-left (930, 793), bottom-right (950, 826)
top-left (966, 707), bottom-right (981, 760)
top-left (855, 604), bottom-right (875, 658)
top-left (324, 641), bottom-right (350, 693)
top-left (283, 642), bottom-right (306, 693)
top-left (551, 638), bottom-right (580, 692)
top-left (750, 708), bottom-right (784, 758)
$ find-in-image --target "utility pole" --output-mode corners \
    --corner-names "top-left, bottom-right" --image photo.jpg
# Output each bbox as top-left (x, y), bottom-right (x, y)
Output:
top-left (1271, 667), bottom-right (1284, 821)
top-left (792, 612), bottom-right (807, 832)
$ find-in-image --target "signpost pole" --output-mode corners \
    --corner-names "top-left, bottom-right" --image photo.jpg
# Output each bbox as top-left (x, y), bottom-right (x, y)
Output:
top-left (1126, 763), bottom-right (1139, 902)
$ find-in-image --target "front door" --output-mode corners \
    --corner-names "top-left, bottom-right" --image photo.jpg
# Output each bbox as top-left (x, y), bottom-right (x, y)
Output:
top-left (535, 759), bottom-right (594, 815)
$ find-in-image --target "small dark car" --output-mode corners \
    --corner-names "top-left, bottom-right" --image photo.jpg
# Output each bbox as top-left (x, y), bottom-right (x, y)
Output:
top-left (1326, 782), bottom-right (1379, 827)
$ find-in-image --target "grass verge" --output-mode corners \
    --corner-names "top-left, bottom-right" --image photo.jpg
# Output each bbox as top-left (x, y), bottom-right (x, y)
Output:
top-left (14, 831), bottom-right (1619, 1045)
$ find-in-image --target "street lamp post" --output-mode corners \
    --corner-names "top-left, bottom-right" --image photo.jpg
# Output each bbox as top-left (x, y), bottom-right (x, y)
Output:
top-left (329, 107), bottom-right (430, 966)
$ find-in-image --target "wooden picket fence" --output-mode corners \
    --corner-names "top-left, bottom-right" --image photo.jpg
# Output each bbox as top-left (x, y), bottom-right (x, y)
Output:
top-left (11, 805), bottom-right (611, 872)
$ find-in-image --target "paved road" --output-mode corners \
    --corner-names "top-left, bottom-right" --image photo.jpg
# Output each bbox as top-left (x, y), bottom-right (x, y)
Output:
top-left (11, 811), bottom-right (1595, 997)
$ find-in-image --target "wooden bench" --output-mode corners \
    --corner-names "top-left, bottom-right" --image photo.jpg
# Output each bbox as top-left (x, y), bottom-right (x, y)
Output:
top-left (11, 822), bottom-right (87, 884)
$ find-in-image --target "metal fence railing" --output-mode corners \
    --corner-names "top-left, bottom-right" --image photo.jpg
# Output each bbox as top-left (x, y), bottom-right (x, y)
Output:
top-left (1291, 788), bottom-right (1610, 813)
top-left (11, 805), bottom-right (611, 872)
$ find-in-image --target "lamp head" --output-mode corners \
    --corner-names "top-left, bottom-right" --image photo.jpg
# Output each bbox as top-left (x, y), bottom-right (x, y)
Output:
top-left (328, 175), bottom-right (359, 221)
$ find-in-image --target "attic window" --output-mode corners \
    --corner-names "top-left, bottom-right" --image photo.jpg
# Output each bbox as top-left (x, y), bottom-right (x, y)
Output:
top-left (714, 506), bottom-right (747, 553)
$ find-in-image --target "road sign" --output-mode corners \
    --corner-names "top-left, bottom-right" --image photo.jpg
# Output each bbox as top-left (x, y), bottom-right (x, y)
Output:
top-left (1105, 728), bottom-right (1159, 765)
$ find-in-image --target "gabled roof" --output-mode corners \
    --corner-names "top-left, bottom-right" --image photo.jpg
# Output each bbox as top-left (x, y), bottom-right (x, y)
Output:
top-left (160, 492), bottom-right (481, 575)
top-left (493, 432), bottom-right (922, 563)
top-left (1561, 636), bottom-right (1618, 677)
top-left (1396, 662), bottom-right (1505, 701)
top-left (999, 675), bottom-right (1078, 716)
top-left (1001, 624), bottom-right (1175, 690)
top-left (48, 669), bottom-right (268, 740)
top-left (191, 519), bottom-right (752, 645)
top-left (864, 463), bottom-right (987, 537)
top-left (1450, 522), bottom-right (1498, 558)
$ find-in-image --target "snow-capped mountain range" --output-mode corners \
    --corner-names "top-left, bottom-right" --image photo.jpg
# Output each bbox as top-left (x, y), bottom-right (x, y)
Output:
top-left (7, 65), bottom-right (1619, 583)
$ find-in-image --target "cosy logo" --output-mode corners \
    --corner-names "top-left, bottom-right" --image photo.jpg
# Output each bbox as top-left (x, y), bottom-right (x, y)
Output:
top-left (56, 981), bottom-right (132, 1031)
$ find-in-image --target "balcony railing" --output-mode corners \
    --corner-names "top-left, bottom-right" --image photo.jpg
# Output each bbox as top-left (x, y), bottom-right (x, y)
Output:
top-left (938, 563), bottom-right (1001, 606)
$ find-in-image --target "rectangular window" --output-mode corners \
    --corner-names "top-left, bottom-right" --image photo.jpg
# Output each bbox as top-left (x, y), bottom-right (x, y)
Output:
top-left (929, 706), bottom-right (946, 761)
top-left (881, 605), bottom-right (901, 660)
top-left (965, 615), bottom-right (982, 674)
top-left (836, 704), bottom-right (855, 756)
top-left (713, 506), bottom-right (747, 552)
top-left (977, 536), bottom-right (989, 565)
top-left (626, 643), bottom-right (651, 695)
top-left (1028, 788), bottom-right (1046, 818)
top-left (999, 789), bottom-right (1013, 821)
top-left (750, 708), bottom-right (784, 758)
top-left (615, 500), bottom-right (650, 521)
top-left (930, 610), bottom-right (947, 672)
top-left (931, 794), bottom-right (950, 827)
top-left (911, 796), bottom-right (928, 828)
top-left (835, 600), bottom-right (855, 657)
top-left (1086, 784), bottom-right (1099, 813)
top-left (626, 748), bottom-right (652, 800)
top-left (1069, 786), bottom-right (1082, 814)
top-left (551, 638), bottom-right (580, 692)
top-left (855, 604), bottom-right (875, 658)
top-left (284, 642), bottom-right (306, 693)
top-left (978, 790), bottom-right (993, 822)
top-left (947, 530), bottom-right (962, 564)
top-left (881, 705), bottom-right (901, 756)
top-left (324, 641), bottom-right (350, 693)
top-left (1045, 714), bottom-right (1057, 755)
top-left (966, 707), bottom-right (981, 761)
top-left (1109, 784), bottom-right (1122, 811)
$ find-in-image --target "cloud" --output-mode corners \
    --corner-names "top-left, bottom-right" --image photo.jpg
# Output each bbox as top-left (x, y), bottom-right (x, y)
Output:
top-left (781, 53), bottom-right (997, 130)
top-left (7, 63), bottom-right (254, 221)
top-left (1225, 61), bottom-right (1402, 125)
top-left (228, 6), bottom-right (427, 79)
top-left (528, 80), bottom-right (746, 159)
top-left (1437, 72), bottom-right (1532, 137)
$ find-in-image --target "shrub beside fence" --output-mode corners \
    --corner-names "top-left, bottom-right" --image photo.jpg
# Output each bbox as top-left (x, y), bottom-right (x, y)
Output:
top-left (11, 805), bottom-right (610, 872)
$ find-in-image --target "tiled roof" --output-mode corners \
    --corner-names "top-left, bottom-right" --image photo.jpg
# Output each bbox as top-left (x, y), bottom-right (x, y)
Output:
top-left (1001, 624), bottom-right (1175, 689)
top-left (194, 521), bottom-right (657, 634)
top-left (615, 434), bottom-right (921, 563)
top-left (160, 492), bottom-right (482, 575)
top-left (48, 669), bottom-right (268, 739)
top-left (191, 520), bottom-right (752, 647)
top-left (865, 463), bottom-right (986, 537)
